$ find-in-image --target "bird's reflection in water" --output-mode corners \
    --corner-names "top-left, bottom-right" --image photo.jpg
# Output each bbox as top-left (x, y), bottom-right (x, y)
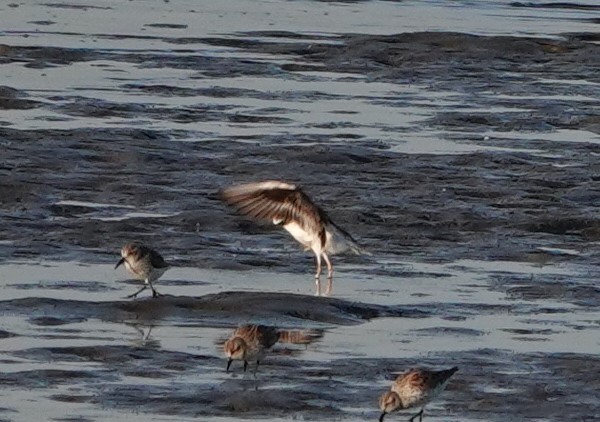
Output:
top-left (125, 322), bottom-right (161, 349)
top-left (221, 324), bottom-right (324, 376)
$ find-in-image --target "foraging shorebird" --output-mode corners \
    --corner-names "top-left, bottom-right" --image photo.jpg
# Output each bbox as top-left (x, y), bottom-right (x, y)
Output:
top-left (223, 324), bottom-right (322, 375)
top-left (220, 181), bottom-right (365, 295)
top-left (115, 243), bottom-right (170, 298)
top-left (379, 367), bottom-right (458, 422)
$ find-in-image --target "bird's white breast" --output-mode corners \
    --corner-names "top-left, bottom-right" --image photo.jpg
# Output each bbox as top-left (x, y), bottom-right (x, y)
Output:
top-left (283, 222), bottom-right (314, 247)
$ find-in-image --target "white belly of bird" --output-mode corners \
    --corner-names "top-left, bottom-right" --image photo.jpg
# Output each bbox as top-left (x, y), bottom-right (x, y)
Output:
top-left (283, 222), bottom-right (316, 249)
top-left (123, 261), bottom-right (144, 280)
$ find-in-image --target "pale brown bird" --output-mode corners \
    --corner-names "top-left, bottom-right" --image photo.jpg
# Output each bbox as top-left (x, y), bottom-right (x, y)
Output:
top-left (115, 243), bottom-right (170, 298)
top-left (220, 181), bottom-right (366, 295)
top-left (223, 324), bottom-right (322, 375)
top-left (379, 367), bottom-right (458, 422)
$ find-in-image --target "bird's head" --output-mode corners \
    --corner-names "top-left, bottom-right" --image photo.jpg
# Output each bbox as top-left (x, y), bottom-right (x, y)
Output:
top-left (224, 337), bottom-right (247, 360)
top-left (115, 243), bottom-right (139, 269)
top-left (378, 390), bottom-right (403, 421)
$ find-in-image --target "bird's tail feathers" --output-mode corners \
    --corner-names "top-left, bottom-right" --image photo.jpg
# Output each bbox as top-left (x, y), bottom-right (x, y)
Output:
top-left (327, 222), bottom-right (371, 256)
top-left (433, 366), bottom-right (459, 384)
top-left (278, 329), bottom-right (324, 345)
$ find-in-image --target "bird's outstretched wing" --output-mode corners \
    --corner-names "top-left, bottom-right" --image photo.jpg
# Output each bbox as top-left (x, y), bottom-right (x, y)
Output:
top-left (233, 324), bottom-right (280, 349)
top-left (220, 181), bottom-right (328, 234)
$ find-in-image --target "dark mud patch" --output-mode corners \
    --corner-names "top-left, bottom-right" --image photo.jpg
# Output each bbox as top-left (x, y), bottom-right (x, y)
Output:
top-left (14, 345), bottom-right (213, 373)
top-left (50, 394), bottom-right (95, 404)
top-left (98, 382), bottom-right (337, 418)
top-left (41, 3), bottom-right (113, 10)
top-left (0, 369), bottom-right (99, 388)
top-left (16, 347), bottom-right (596, 421)
top-left (0, 291), bottom-right (427, 326)
top-left (10, 280), bottom-right (112, 293)
top-left (27, 20), bottom-right (56, 26)
top-left (144, 23), bottom-right (188, 30)
top-left (447, 350), bottom-right (600, 421)
top-left (29, 316), bottom-right (88, 326)
top-left (0, 330), bottom-right (16, 339)
top-left (0, 86), bottom-right (42, 110)
top-left (412, 327), bottom-right (485, 337)
top-left (501, 327), bottom-right (558, 335)
top-left (510, 2), bottom-right (600, 11)
top-left (491, 273), bottom-right (600, 308)
top-left (52, 417), bottom-right (94, 422)
top-left (2, 128), bottom-right (599, 274)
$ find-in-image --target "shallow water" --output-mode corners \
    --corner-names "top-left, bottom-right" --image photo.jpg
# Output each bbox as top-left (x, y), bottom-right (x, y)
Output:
top-left (1, 0), bottom-right (600, 421)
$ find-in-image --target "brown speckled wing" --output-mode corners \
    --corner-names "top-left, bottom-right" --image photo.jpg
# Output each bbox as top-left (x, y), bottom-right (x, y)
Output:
top-left (392, 369), bottom-right (429, 404)
top-left (393, 367), bottom-right (457, 405)
top-left (254, 325), bottom-right (281, 349)
top-left (145, 247), bottom-right (169, 269)
top-left (234, 324), bottom-right (280, 349)
top-left (220, 182), bottom-right (329, 234)
top-left (404, 369), bottom-right (430, 389)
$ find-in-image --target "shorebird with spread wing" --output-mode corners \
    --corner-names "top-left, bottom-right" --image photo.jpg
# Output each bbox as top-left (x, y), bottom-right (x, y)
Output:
top-left (220, 181), bottom-right (367, 295)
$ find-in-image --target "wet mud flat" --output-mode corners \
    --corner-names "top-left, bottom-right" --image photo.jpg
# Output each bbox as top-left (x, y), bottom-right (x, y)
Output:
top-left (0, 32), bottom-right (599, 269)
top-left (1, 0), bottom-right (600, 421)
top-left (0, 285), bottom-right (599, 422)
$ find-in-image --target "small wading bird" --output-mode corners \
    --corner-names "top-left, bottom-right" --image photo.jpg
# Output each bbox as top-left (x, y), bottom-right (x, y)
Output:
top-left (115, 243), bottom-right (170, 298)
top-left (223, 324), bottom-right (322, 375)
top-left (220, 181), bottom-right (366, 295)
top-left (378, 366), bottom-right (458, 422)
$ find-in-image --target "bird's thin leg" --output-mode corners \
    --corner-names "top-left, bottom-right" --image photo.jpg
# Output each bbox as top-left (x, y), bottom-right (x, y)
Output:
top-left (254, 360), bottom-right (259, 377)
top-left (323, 252), bottom-right (333, 279)
top-left (314, 252), bottom-right (322, 279)
top-left (148, 279), bottom-right (161, 297)
top-left (243, 360), bottom-right (248, 372)
top-left (322, 252), bottom-right (333, 296)
top-left (314, 253), bottom-right (322, 296)
top-left (126, 284), bottom-right (147, 299)
top-left (408, 408), bottom-right (424, 422)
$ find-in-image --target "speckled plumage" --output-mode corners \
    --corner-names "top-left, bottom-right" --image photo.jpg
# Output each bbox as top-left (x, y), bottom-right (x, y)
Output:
top-left (379, 367), bottom-right (458, 422)
top-left (223, 324), bottom-right (322, 374)
top-left (115, 243), bottom-right (170, 298)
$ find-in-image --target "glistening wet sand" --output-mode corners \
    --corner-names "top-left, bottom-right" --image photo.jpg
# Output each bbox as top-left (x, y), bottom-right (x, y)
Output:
top-left (1, 0), bottom-right (599, 421)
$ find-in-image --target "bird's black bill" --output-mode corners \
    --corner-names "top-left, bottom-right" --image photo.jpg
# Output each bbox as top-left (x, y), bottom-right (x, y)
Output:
top-left (115, 258), bottom-right (125, 269)
top-left (226, 358), bottom-right (233, 372)
top-left (379, 412), bottom-right (386, 422)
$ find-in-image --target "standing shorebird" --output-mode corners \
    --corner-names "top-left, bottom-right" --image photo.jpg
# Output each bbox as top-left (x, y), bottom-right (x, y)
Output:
top-left (115, 243), bottom-right (170, 298)
top-left (223, 324), bottom-right (322, 375)
top-left (378, 367), bottom-right (458, 422)
top-left (220, 181), bottom-right (365, 295)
